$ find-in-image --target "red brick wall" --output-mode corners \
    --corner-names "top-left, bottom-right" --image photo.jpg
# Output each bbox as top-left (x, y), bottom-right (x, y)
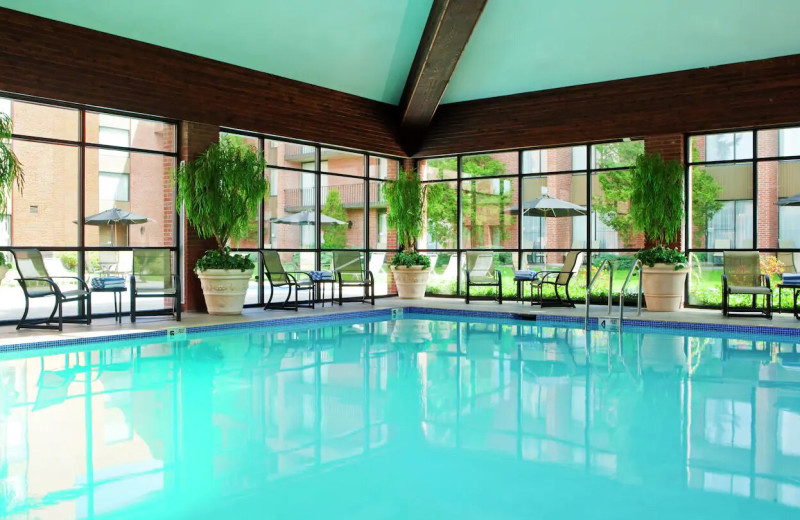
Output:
top-left (180, 121), bottom-right (220, 312)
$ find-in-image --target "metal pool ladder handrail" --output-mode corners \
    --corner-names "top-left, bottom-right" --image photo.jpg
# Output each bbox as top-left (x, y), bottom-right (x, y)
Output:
top-left (619, 259), bottom-right (643, 325)
top-left (585, 259), bottom-right (613, 329)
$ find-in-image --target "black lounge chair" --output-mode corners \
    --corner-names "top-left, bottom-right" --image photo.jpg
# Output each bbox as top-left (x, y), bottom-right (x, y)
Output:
top-left (10, 248), bottom-right (92, 331)
top-left (722, 251), bottom-right (772, 319)
top-left (333, 251), bottom-right (374, 305)
top-left (531, 251), bottom-right (583, 307)
top-left (130, 248), bottom-right (181, 322)
top-left (465, 252), bottom-right (502, 304)
top-left (260, 250), bottom-right (314, 310)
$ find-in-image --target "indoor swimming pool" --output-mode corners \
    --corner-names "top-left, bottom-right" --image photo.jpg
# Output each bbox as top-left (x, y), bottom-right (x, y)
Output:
top-left (0, 312), bottom-right (799, 519)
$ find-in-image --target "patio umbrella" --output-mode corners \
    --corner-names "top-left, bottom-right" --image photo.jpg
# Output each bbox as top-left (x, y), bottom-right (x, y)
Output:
top-left (273, 211), bottom-right (346, 225)
top-left (778, 193), bottom-right (800, 206)
top-left (509, 195), bottom-right (587, 217)
top-left (79, 207), bottom-right (151, 246)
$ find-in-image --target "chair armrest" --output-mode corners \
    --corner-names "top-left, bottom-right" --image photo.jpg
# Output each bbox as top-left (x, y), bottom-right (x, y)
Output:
top-left (19, 277), bottom-right (59, 291)
top-left (722, 273), bottom-right (728, 293)
top-left (130, 274), bottom-right (137, 294)
top-left (287, 271), bottom-right (313, 284)
top-left (493, 269), bottom-right (502, 281)
top-left (367, 270), bottom-right (374, 284)
top-left (763, 274), bottom-right (771, 289)
top-left (49, 276), bottom-right (90, 291)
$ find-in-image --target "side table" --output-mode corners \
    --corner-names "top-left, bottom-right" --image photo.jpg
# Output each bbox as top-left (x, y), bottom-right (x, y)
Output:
top-left (92, 286), bottom-right (126, 323)
top-left (776, 283), bottom-right (800, 319)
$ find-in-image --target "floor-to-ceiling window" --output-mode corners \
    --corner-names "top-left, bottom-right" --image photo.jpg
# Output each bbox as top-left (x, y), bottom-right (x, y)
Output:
top-left (686, 127), bottom-right (800, 307)
top-left (222, 129), bottom-right (401, 304)
top-left (417, 140), bottom-right (643, 301)
top-left (0, 93), bottom-right (178, 323)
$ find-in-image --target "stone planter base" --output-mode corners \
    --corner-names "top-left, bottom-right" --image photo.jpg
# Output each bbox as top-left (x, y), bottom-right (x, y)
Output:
top-left (641, 263), bottom-right (689, 312)
top-left (391, 266), bottom-right (431, 299)
top-left (196, 268), bottom-right (253, 315)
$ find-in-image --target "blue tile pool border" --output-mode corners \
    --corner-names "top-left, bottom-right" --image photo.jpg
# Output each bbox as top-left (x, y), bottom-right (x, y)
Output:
top-left (1, 306), bottom-right (799, 353)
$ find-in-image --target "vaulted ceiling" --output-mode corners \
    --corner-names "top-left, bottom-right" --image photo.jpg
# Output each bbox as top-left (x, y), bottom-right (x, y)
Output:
top-left (4, 0), bottom-right (800, 106)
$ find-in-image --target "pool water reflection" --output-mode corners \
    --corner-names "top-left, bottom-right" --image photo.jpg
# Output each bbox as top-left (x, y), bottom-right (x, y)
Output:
top-left (1, 316), bottom-right (799, 519)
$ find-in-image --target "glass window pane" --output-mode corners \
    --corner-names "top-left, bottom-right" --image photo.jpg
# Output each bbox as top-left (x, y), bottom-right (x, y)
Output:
top-left (589, 170), bottom-right (642, 249)
top-left (461, 152), bottom-right (517, 177)
top-left (420, 157), bottom-right (457, 180)
top-left (221, 132), bottom-right (260, 153)
top-left (592, 141), bottom-right (644, 169)
top-left (84, 151), bottom-right (176, 247)
top-left (86, 112), bottom-right (175, 153)
top-left (369, 157), bottom-right (398, 179)
top-left (425, 252), bottom-right (458, 295)
top-left (369, 181), bottom-right (389, 250)
top-left (267, 169), bottom-right (316, 249)
top-left (9, 141), bottom-right (79, 246)
top-left (0, 250), bottom-right (81, 321)
top-left (523, 145), bottom-right (587, 174)
top-left (321, 148), bottom-right (365, 177)
top-left (690, 163), bottom-right (753, 249)
top-left (266, 139), bottom-right (316, 168)
top-left (2, 98), bottom-right (80, 141)
top-left (422, 181), bottom-right (457, 249)
top-left (321, 174), bottom-right (364, 249)
top-left (521, 174), bottom-right (586, 251)
top-left (461, 176), bottom-right (517, 249)
top-left (370, 252), bottom-right (393, 296)
top-left (691, 132), bottom-right (753, 162)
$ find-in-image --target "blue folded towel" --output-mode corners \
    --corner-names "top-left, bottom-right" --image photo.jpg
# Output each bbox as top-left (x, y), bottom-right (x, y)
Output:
top-left (308, 270), bottom-right (334, 281)
top-left (91, 277), bottom-right (126, 289)
top-left (513, 270), bottom-right (539, 280)
top-left (783, 273), bottom-right (800, 284)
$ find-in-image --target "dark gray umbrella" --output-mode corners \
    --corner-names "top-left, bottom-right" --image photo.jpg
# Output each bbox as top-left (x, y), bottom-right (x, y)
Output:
top-left (510, 195), bottom-right (587, 217)
top-left (274, 211), bottom-right (346, 225)
top-left (778, 194), bottom-right (800, 206)
top-left (78, 207), bottom-right (151, 246)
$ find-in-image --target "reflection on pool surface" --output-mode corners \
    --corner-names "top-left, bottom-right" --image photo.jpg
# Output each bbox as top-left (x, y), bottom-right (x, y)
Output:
top-left (1, 315), bottom-right (800, 519)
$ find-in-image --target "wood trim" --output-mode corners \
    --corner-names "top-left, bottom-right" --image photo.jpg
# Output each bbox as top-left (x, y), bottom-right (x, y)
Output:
top-left (0, 8), bottom-right (404, 157)
top-left (416, 54), bottom-right (800, 157)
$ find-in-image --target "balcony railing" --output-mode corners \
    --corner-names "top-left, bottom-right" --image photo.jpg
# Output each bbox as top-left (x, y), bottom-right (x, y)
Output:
top-left (282, 183), bottom-right (385, 211)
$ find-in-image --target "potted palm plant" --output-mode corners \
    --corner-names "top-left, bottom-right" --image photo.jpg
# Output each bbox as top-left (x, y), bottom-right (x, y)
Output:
top-left (630, 152), bottom-right (688, 311)
top-left (0, 112), bottom-right (24, 281)
top-left (174, 135), bottom-right (267, 315)
top-left (383, 168), bottom-right (431, 299)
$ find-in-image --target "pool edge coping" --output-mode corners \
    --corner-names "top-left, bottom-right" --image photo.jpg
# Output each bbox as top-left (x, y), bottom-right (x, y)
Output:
top-left (2, 305), bottom-right (800, 353)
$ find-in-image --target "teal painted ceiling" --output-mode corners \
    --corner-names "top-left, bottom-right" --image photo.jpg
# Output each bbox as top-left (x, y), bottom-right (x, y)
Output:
top-left (0, 0), bottom-right (433, 104)
top-left (3, 0), bottom-right (800, 105)
top-left (443, 0), bottom-right (800, 103)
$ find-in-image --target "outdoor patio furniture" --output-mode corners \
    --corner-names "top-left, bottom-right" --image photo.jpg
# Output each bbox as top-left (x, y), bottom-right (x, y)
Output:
top-left (721, 251), bottom-right (772, 319)
top-left (465, 252), bottom-right (502, 304)
top-left (130, 249), bottom-right (181, 322)
top-left (10, 248), bottom-right (92, 331)
top-left (260, 250), bottom-right (314, 310)
top-left (530, 251), bottom-right (584, 308)
top-left (333, 251), bottom-right (374, 305)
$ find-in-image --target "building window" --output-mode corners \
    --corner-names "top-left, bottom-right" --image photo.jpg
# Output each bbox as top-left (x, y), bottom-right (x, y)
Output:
top-left (99, 172), bottom-right (130, 202)
top-left (706, 132), bottom-right (753, 162)
top-left (707, 200), bottom-right (753, 249)
top-left (779, 127), bottom-right (800, 157)
top-left (704, 398), bottom-right (751, 448)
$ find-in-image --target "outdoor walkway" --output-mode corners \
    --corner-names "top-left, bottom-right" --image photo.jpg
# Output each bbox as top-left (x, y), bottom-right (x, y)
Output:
top-left (1, 297), bottom-right (799, 348)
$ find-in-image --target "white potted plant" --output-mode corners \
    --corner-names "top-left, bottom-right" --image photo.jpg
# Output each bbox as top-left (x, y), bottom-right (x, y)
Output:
top-left (174, 135), bottom-right (267, 315)
top-left (0, 111), bottom-right (24, 279)
top-left (383, 168), bottom-right (431, 299)
top-left (630, 153), bottom-right (688, 311)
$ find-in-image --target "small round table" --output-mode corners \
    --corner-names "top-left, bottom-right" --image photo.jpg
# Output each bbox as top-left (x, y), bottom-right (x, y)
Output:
top-left (92, 286), bottom-right (126, 323)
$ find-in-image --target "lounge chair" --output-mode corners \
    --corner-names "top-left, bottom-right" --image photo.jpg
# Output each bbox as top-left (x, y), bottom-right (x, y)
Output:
top-left (260, 250), bottom-right (314, 310)
top-left (10, 248), bottom-right (92, 331)
top-left (333, 251), bottom-right (374, 305)
top-left (721, 251), bottom-right (772, 319)
top-left (530, 251), bottom-right (584, 307)
top-left (464, 252), bottom-right (502, 304)
top-left (778, 239), bottom-right (798, 273)
top-left (130, 249), bottom-right (181, 322)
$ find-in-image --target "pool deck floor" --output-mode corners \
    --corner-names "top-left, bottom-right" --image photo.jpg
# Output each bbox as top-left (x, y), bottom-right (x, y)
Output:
top-left (1, 295), bottom-right (799, 348)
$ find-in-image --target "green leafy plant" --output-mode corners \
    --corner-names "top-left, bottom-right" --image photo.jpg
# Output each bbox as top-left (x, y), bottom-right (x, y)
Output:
top-left (0, 113), bottom-right (24, 217)
top-left (0, 252), bottom-right (9, 269)
top-left (321, 190), bottom-right (348, 249)
top-left (635, 246), bottom-right (687, 270)
top-left (173, 135), bottom-right (268, 271)
top-left (629, 152), bottom-right (684, 247)
top-left (195, 247), bottom-right (254, 272)
top-left (390, 251), bottom-right (431, 268)
top-left (383, 168), bottom-right (426, 261)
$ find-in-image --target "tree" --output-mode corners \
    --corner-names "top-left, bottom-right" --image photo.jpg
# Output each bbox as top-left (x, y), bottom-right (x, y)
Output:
top-left (321, 189), bottom-right (348, 249)
top-left (689, 145), bottom-right (723, 247)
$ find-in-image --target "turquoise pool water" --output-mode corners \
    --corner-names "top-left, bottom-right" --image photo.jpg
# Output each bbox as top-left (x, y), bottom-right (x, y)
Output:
top-left (1, 314), bottom-right (799, 519)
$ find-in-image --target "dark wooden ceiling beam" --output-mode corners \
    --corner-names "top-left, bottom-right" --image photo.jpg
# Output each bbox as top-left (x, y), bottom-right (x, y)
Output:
top-left (398, 0), bottom-right (487, 154)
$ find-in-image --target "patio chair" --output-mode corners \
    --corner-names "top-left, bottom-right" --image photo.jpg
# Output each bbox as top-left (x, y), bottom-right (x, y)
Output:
top-left (778, 239), bottom-right (798, 273)
top-left (464, 252), bottom-right (502, 304)
top-left (333, 251), bottom-right (374, 305)
top-left (722, 251), bottom-right (772, 319)
top-left (10, 248), bottom-right (92, 331)
top-left (130, 249), bottom-right (181, 322)
top-left (531, 251), bottom-right (584, 307)
top-left (260, 250), bottom-right (314, 310)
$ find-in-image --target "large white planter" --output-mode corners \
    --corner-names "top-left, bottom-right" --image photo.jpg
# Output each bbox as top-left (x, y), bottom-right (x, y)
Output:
top-left (0, 266), bottom-right (8, 283)
top-left (196, 268), bottom-right (253, 315)
top-left (641, 263), bottom-right (689, 312)
top-left (391, 266), bottom-right (431, 299)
